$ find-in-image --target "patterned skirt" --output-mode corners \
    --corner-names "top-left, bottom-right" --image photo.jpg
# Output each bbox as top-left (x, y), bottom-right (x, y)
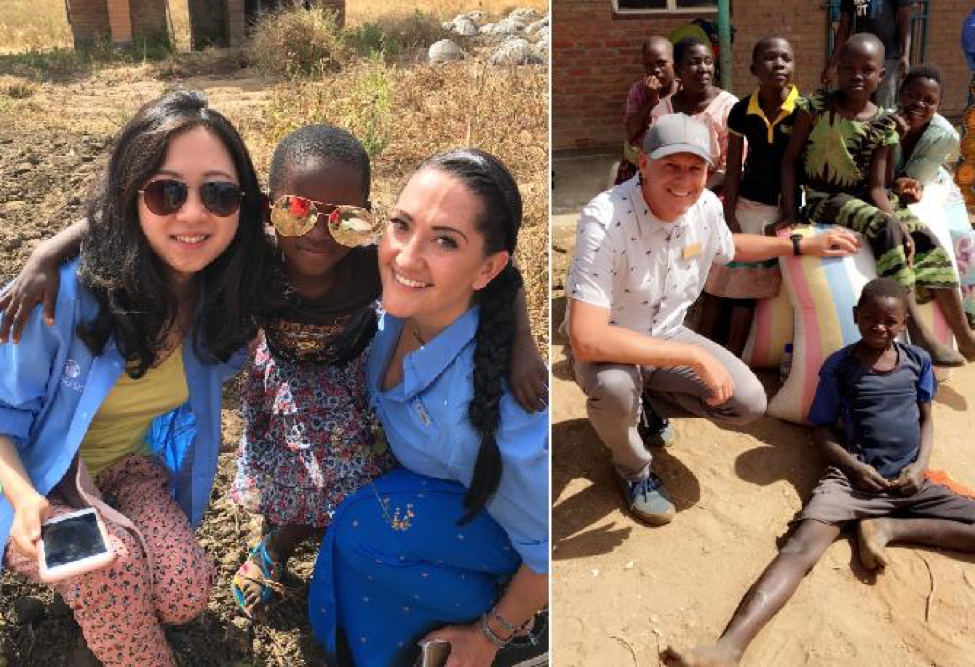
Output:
top-left (804, 190), bottom-right (959, 301)
top-left (231, 333), bottom-right (397, 528)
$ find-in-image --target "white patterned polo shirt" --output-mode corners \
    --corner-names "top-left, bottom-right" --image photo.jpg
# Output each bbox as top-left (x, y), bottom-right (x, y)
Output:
top-left (565, 175), bottom-right (735, 338)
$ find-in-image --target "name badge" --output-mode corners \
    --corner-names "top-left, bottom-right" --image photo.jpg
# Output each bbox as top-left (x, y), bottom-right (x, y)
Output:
top-left (682, 243), bottom-right (702, 259)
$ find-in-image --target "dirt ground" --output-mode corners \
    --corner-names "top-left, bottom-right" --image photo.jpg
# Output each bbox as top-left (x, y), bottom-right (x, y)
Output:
top-left (551, 195), bottom-right (975, 666)
top-left (0, 25), bottom-right (548, 666)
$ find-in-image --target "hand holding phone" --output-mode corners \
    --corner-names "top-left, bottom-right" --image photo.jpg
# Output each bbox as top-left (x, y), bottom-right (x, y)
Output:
top-left (10, 492), bottom-right (51, 560)
top-left (37, 508), bottom-right (115, 583)
top-left (416, 639), bottom-right (451, 667)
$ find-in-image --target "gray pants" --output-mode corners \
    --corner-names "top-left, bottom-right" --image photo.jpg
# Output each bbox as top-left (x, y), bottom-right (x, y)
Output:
top-left (875, 59), bottom-right (901, 110)
top-left (571, 326), bottom-right (767, 482)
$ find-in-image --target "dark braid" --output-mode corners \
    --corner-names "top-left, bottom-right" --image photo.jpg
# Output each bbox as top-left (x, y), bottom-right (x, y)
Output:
top-left (419, 148), bottom-right (523, 525)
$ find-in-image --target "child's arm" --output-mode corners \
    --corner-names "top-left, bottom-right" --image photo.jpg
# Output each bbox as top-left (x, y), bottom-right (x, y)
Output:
top-left (896, 3), bottom-right (912, 80)
top-left (0, 434), bottom-right (50, 560)
top-left (722, 133), bottom-right (744, 232)
top-left (0, 219), bottom-right (87, 343)
top-left (891, 402), bottom-right (933, 496)
top-left (821, 9), bottom-right (851, 85)
top-left (776, 109), bottom-right (814, 232)
top-left (510, 286), bottom-right (547, 413)
top-left (814, 425), bottom-right (891, 493)
top-left (868, 145), bottom-right (916, 265)
top-left (625, 78), bottom-right (662, 145)
top-left (868, 146), bottom-right (897, 215)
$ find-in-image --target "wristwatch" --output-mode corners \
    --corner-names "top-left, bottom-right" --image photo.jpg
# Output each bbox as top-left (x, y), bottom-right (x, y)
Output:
top-left (790, 233), bottom-right (803, 256)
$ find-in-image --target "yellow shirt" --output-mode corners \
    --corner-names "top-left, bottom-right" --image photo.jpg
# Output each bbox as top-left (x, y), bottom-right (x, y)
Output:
top-left (79, 345), bottom-right (189, 477)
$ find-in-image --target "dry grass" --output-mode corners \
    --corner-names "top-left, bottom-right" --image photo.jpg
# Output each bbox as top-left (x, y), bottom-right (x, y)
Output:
top-left (249, 7), bottom-right (349, 76)
top-left (168, 0), bottom-right (191, 51)
top-left (0, 0), bottom-right (71, 53)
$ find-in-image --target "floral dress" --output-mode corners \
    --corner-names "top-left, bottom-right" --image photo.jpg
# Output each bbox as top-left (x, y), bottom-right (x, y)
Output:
top-left (231, 246), bottom-right (397, 528)
top-left (799, 90), bottom-right (958, 299)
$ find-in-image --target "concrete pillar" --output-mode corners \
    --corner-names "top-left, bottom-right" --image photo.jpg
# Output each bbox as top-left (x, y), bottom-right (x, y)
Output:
top-left (66, 0), bottom-right (111, 47)
top-left (106, 0), bottom-right (133, 44)
top-left (227, 0), bottom-right (246, 46)
top-left (189, 0), bottom-right (228, 48)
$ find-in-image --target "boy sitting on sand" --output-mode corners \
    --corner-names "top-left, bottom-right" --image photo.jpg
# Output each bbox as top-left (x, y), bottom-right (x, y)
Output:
top-left (669, 277), bottom-right (975, 666)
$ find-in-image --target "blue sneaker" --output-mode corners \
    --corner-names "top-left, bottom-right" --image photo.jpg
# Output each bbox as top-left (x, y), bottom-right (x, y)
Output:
top-left (638, 403), bottom-right (674, 448)
top-left (617, 472), bottom-right (676, 525)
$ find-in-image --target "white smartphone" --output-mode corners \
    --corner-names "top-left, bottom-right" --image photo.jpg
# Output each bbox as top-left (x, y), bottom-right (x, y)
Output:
top-left (37, 508), bottom-right (115, 583)
top-left (416, 639), bottom-right (451, 667)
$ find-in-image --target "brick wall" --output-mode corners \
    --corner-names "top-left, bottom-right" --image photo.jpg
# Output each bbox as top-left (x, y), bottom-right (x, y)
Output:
top-left (227, 0), bottom-right (246, 46)
top-left (554, 1), bottom-right (971, 151)
top-left (129, 0), bottom-right (170, 44)
top-left (925, 0), bottom-right (971, 120)
top-left (66, 0), bottom-right (111, 47)
top-left (106, 0), bottom-right (132, 43)
top-left (67, 0), bottom-right (169, 46)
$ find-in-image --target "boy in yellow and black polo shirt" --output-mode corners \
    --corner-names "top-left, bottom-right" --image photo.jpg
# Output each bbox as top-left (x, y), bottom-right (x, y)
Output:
top-left (703, 35), bottom-right (801, 354)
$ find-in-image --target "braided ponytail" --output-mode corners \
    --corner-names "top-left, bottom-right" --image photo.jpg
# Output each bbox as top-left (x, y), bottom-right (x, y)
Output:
top-left (419, 148), bottom-right (523, 525)
top-left (463, 262), bottom-right (523, 524)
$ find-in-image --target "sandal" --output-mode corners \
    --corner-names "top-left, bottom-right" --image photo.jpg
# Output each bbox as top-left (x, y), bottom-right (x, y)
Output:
top-left (232, 534), bottom-right (282, 619)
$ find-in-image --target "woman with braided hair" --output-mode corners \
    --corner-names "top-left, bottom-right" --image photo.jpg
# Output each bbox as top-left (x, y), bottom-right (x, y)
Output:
top-left (308, 148), bottom-right (549, 666)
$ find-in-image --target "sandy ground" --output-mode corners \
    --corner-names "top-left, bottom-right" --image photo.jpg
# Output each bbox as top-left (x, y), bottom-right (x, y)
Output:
top-left (550, 162), bottom-right (975, 667)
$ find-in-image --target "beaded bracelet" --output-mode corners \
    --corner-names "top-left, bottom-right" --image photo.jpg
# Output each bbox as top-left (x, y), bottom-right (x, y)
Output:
top-left (478, 613), bottom-right (510, 648)
top-left (488, 607), bottom-right (520, 635)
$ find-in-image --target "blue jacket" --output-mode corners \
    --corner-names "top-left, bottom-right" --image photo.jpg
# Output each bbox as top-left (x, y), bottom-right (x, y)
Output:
top-left (0, 259), bottom-right (243, 566)
top-left (366, 306), bottom-right (550, 573)
top-left (964, 8), bottom-right (975, 71)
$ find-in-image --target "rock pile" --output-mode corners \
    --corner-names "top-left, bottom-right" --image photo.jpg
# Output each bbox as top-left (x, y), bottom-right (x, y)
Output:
top-left (433, 7), bottom-right (549, 65)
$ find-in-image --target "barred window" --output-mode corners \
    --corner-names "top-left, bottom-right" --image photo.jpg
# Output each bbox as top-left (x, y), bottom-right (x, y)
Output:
top-left (613, 0), bottom-right (717, 13)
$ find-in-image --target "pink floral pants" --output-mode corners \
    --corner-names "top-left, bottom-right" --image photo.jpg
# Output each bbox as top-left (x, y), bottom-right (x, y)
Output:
top-left (4, 456), bottom-right (215, 667)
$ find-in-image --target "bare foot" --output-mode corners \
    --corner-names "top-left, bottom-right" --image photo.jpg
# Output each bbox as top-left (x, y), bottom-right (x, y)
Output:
top-left (857, 518), bottom-right (891, 571)
top-left (665, 644), bottom-right (741, 667)
top-left (232, 537), bottom-right (283, 620)
top-left (924, 342), bottom-right (966, 368)
top-left (956, 333), bottom-right (975, 361)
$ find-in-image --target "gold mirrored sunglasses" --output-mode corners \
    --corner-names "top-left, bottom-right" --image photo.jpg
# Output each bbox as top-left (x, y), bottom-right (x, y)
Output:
top-left (269, 195), bottom-right (377, 247)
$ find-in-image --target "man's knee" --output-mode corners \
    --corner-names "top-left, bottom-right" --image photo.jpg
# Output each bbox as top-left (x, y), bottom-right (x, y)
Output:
top-left (585, 365), bottom-right (642, 418)
top-left (722, 374), bottom-right (767, 425)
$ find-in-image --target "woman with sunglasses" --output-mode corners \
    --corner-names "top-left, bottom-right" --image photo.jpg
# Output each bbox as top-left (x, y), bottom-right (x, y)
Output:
top-left (0, 89), bottom-right (272, 666)
top-left (308, 149), bottom-right (549, 667)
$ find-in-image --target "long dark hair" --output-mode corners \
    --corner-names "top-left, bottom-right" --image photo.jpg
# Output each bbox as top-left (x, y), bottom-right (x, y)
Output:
top-left (78, 89), bottom-right (272, 376)
top-left (419, 148), bottom-right (525, 525)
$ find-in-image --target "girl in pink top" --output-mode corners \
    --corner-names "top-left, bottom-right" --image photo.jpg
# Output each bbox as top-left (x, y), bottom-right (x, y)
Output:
top-left (652, 36), bottom-right (739, 190)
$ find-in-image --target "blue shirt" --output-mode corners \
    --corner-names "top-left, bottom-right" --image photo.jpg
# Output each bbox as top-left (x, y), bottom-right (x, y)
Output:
top-left (808, 341), bottom-right (934, 479)
top-left (366, 307), bottom-right (549, 573)
top-left (964, 8), bottom-right (975, 71)
top-left (0, 260), bottom-right (243, 567)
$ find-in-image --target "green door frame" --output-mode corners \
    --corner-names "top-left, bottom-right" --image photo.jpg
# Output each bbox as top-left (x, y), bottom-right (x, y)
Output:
top-left (825, 0), bottom-right (929, 65)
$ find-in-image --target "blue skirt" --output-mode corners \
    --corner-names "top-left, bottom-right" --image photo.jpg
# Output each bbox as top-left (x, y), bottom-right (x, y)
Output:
top-left (309, 467), bottom-right (523, 666)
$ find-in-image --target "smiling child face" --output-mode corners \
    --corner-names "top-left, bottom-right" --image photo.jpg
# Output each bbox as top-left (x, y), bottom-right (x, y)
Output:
top-left (899, 76), bottom-right (941, 130)
top-left (853, 296), bottom-right (908, 351)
